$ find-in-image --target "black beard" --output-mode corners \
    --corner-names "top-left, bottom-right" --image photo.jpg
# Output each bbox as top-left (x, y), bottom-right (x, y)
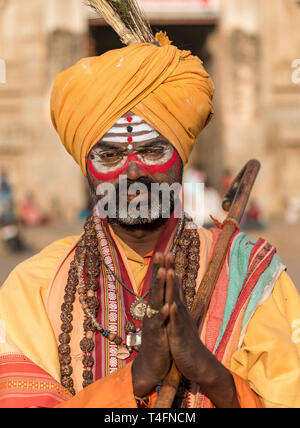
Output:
top-left (86, 160), bottom-right (184, 228)
top-left (107, 214), bottom-right (169, 231)
top-left (107, 177), bottom-right (177, 227)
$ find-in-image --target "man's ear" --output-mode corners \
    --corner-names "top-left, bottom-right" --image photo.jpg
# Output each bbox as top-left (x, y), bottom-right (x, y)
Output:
top-left (178, 155), bottom-right (184, 184)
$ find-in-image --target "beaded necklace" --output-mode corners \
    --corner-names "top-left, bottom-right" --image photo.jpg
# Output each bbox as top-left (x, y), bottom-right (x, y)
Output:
top-left (58, 215), bottom-right (200, 395)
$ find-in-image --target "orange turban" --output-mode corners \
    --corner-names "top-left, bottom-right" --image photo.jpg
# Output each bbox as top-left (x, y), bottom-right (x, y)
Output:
top-left (50, 43), bottom-right (214, 176)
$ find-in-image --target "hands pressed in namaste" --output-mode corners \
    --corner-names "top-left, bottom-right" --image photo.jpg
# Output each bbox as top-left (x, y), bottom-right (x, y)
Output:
top-left (132, 252), bottom-right (240, 408)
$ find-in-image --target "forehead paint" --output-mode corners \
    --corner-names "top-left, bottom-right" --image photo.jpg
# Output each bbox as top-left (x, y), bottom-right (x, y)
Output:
top-left (88, 113), bottom-right (181, 188)
top-left (87, 150), bottom-right (180, 186)
top-left (102, 114), bottom-right (160, 145)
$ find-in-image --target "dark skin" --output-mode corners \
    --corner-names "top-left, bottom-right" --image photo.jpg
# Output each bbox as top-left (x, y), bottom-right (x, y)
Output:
top-left (88, 126), bottom-right (240, 408)
top-left (88, 134), bottom-right (178, 256)
top-left (132, 253), bottom-right (239, 408)
top-left (112, 224), bottom-right (165, 257)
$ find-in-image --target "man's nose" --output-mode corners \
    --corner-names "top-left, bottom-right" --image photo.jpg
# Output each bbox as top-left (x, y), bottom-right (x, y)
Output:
top-left (125, 159), bottom-right (148, 181)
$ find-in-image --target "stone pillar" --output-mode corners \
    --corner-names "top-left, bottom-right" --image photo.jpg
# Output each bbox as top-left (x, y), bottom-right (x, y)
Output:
top-left (219, 0), bottom-right (300, 219)
top-left (41, 0), bottom-right (89, 221)
top-left (189, 27), bottom-right (224, 191)
top-left (218, 0), bottom-right (269, 218)
top-left (0, 1), bottom-right (8, 83)
top-left (259, 0), bottom-right (300, 219)
top-left (0, 0), bottom-right (89, 221)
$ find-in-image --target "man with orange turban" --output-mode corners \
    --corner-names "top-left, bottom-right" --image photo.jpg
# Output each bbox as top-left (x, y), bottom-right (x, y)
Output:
top-left (50, 41), bottom-right (214, 176)
top-left (1, 34), bottom-right (300, 410)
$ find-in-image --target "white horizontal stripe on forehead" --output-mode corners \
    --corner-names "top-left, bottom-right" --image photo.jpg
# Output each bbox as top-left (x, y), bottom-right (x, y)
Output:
top-left (116, 115), bottom-right (144, 125)
top-left (102, 130), bottom-right (160, 143)
top-left (107, 123), bottom-right (156, 135)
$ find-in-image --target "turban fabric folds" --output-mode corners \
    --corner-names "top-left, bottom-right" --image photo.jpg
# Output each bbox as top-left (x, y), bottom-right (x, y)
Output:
top-left (50, 43), bottom-right (214, 176)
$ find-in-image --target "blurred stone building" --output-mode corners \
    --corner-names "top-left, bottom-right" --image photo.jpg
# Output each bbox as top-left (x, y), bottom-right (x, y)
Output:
top-left (0, 0), bottom-right (299, 221)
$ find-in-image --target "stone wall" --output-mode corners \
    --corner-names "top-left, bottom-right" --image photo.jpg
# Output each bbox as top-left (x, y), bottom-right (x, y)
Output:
top-left (0, 0), bottom-right (299, 220)
top-left (218, 0), bottom-right (300, 218)
top-left (0, 0), bottom-right (88, 221)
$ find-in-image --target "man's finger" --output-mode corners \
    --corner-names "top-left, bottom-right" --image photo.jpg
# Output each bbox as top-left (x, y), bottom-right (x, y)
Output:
top-left (154, 252), bottom-right (165, 266)
top-left (150, 252), bottom-right (165, 283)
top-left (157, 303), bottom-right (170, 324)
top-left (178, 276), bottom-right (186, 304)
top-left (164, 253), bottom-right (175, 270)
top-left (143, 303), bottom-right (170, 331)
top-left (169, 301), bottom-right (179, 330)
top-left (165, 268), bottom-right (182, 307)
top-left (148, 266), bottom-right (166, 310)
top-left (168, 301), bottom-right (188, 337)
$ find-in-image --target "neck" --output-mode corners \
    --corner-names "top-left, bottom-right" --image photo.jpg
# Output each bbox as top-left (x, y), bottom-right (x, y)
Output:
top-left (109, 219), bottom-right (167, 257)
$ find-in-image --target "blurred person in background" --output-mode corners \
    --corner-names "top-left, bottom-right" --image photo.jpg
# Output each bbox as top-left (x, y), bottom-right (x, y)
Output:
top-left (220, 168), bottom-right (233, 197)
top-left (0, 172), bottom-right (25, 253)
top-left (242, 200), bottom-right (266, 231)
top-left (0, 172), bottom-right (14, 224)
top-left (19, 193), bottom-right (47, 227)
top-left (203, 177), bottom-right (224, 228)
top-left (183, 169), bottom-right (224, 228)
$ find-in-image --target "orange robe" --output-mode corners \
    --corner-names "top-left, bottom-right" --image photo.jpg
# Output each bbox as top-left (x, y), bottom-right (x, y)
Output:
top-left (56, 232), bottom-right (262, 409)
top-left (1, 229), bottom-right (299, 408)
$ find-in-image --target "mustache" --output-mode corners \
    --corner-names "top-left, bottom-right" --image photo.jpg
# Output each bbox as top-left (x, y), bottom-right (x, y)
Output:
top-left (116, 177), bottom-right (156, 194)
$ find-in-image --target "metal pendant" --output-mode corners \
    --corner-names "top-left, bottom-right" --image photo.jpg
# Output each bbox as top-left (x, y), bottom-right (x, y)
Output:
top-left (126, 329), bottom-right (142, 352)
top-left (130, 299), bottom-right (147, 321)
top-left (116, 330), bottom-right (142, 360)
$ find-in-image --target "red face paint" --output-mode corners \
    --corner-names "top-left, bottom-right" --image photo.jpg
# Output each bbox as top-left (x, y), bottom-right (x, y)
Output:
top-left (87, 149), bottom-right (180, 186)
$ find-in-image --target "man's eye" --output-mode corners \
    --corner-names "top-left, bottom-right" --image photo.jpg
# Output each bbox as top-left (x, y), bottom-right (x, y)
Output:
top-left (140, 147), bottom-right (165, 159)
top-left (96, 152), bottom-right (122, 163)
top-left (101, 152), bottom-right (116, 159)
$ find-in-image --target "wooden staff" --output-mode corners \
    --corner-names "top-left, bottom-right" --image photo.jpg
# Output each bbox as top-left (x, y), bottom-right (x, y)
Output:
top-left (154, 159), bottom-right (261, 408)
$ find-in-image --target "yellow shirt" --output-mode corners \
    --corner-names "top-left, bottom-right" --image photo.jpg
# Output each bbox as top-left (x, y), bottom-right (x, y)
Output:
top-left (231, 271), bottom-right (300, 408)
top-left (114, 234), bottom-right (151, 292)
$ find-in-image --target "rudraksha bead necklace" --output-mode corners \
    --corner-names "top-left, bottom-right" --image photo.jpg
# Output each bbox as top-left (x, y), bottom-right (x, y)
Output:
top-left (58, 215), bottom-right (200, 395)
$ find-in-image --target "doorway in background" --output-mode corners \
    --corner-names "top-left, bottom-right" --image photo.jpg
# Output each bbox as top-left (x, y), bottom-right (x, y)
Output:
top-left (88, 21), bottom-right (222, 189)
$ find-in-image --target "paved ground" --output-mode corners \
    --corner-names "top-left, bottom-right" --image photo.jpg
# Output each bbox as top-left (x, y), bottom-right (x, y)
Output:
top-left (0, 221), bottom-right (83, 285)
top-left (0, 219), bottom-right (299, 291)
